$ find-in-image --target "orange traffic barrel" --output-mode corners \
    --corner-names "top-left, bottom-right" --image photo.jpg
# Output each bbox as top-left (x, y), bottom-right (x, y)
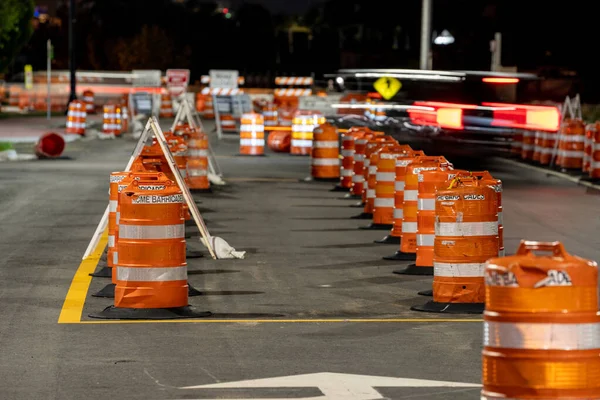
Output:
top-left (115, 103), bottom-right (127, 136)
top-left (348, 130), bottom-right (379, 199)
top-left (34, 132), bottom-right (65, 159)
top-left (267, 130), bottom-right (291, 153)
top-left (393, 155), bottom-right (451, 271)
top-left (239, 113), bottom-right (265, 156)
top-left (102, 104), bottom-right (121, 137)
top-left (311, 123), bottom-right (340, 180)
top-left (366, 145), bottom-right (411, 233)
top-left (186, 129), bottom-right (211, 192)
top-left (510, 133), bottom-right (522, 157)
top-left (82, 89), bottom-right (95, 114)
top-left (590, 124), bottom-right (600, 179)
top-left (331, 127), bottom-right (365, 192)
top-left (556, 118), bottom-right (585, 170)
top-left (521, 131), bottom-right (534, 160)
top-left (411, 176), bottom-right (498, 313)
top-left (583, 123), bottom-right (596, 173)
top-left (159, 93), bottom-right (174, 118)
top-left (263, 103), bottom-right (278, 126)
top-left (203, 94), bottom-right (215, 119)
top-left (481, 240), bottom-right (600, 399)
top-left (382, 150), bottom-right (426, 260)
top-left (352, 141), bottom-right (395, 219)
top-left (65, 100), bottom-right (87, 135)
top-left (414, 168), bottom-right (466, 274)
top-left (291, 112), bottom-right (317, 155)
top-left (90, 173), bottom-right (211, 320)
top-left (220, 113), bottom-right (237, 133)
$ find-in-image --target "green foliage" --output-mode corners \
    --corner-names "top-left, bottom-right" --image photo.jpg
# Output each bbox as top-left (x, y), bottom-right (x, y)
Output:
top-left (0, 0), bottom-right (34, 73)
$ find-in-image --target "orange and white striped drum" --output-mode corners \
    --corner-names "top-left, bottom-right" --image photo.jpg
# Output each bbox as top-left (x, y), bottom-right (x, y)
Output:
top-left (360, 142), bottom-right (395, 218)
top-left (591, 126), bottom-right (600, 179)
top-left (373, 147), bottom-right (409, 226)
top-left (82, 89), bottom-right (95, 114)
top-left (263, 104), bottom-right (278, 126)
top-left (66, 100), bottom-right (87, 135)
top-left (219, 114), bottom-right (237, 133)
top-left (186, 130), bottom-right (210, 191)
top-left (557, 118), bottom-right (585, 169)
top-left (521, 131), bottom-right (535, 160)
top-left (539, 130), bottom-right (558, 165)
top-left (350, 133), bottom-right (377, 196)
top-left (339, 131), bottom-right (361, 189)
top-left (430, 177), bottom-right (498, 308)
top-left (511, 133), bottom-right (522, 157)
top-left (482, 241), bottom-right (600, 399)
top-left (115, 174), bottom-right (188, 309)
top-left (396, 156), bottom-right (450, 269)
top-left (160, 93), bottom-right (174, 118)
top-left (102, 104), bottom-right (121, 136)
top-left (583, 123), bottom-right (597, 173)
top-left (414, 169), bottom-right (465, 270)
top-left (203, 95), bottom-right (215, 119)
top-left (240, 113), bottom-right (265, 155)
top-left (311, 123), bottom-right (339, 179)
top-left (291, 112), bottom-right (322, 155)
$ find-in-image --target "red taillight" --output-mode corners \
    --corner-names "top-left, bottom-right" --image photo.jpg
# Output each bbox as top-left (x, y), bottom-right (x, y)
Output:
top-left (482, 77), bottom-right (519, 84)
top-left (483, 102), bottom-right (560, 132)
top-left (436, 108), bottom-right (463, 129)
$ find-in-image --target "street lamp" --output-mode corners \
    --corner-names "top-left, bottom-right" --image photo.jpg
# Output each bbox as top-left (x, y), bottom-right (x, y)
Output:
top-left (419, 0), bottom-right (432, 70)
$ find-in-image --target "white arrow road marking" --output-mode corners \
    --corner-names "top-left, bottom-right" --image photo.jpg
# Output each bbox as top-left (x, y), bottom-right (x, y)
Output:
top-left (175, 372), bottom-right (481, 400)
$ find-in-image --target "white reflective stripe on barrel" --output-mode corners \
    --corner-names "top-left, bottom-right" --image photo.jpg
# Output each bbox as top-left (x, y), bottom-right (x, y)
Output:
top-left (108, 235), bottom-right (115, 247)
top-left (118, 224), bottom-right (185, 239)
top-left (188, 169), bottom-right (208, 177)
top-left (374, 198), bottom-right (394, 207)
top-left (240, 124), bottom-right (264, 132)
top-left (352, 174), bottom-right (365, 182)
top-left (313, 141), bottom-right (338, 148)
top-left (376, 172), bottom-right (395, 181)
top-left (109, 200), bottom-right (118, 212)
top-left (240, 138), bottom-right (265, 146)
top-left (395, 181), bottom-right (405, 191)
top-left (312, 158), bottom-right (339, 166)
top-left (416, 234), bottom-right (434, 246)
top-left (341, 150), bottom-right (354, 157)
top-left (368, 166), bottom-right (377, 174)
top-left (484, 321), bottom-right (600, 350)
top-left (417, 198), bottom-right (435, 210)
top-left (436, 221), bottom-right (498, 236)
top-left (393, 208), bottom-right (403, 219)
top-left (402, 221), bottom-right (417, 233)
top-left (291, 139), bottom-right (312, 147)
top-left (433, 262), bottom-right (484, 277)
top-left (354, 154), bottom-right (365, 161)
top-left (404, 190), bottom-right (418, 201)
top-left (116, 266), bottom-right (187, 282)
top-left (188, 149), bottom-right (208, 157)
top-left (366, 189), bottom-right (375, 199)
top-left (341, 169), bottom-right (353, 177)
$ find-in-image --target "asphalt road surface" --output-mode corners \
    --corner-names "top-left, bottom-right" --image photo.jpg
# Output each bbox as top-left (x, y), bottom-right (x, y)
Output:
top-left (0, 119), bottom-right (598, 399)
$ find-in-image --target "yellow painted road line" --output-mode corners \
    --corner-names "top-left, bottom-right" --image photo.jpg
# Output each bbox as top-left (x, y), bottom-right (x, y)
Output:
top-left (70, 318), bottom-right (483, 325)
top-left (58, 229), bottom-right (108, 324)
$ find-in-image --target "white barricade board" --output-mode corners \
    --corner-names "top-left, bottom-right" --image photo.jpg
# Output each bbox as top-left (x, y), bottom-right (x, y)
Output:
top-left (298, 94), bottom-right (344, 116)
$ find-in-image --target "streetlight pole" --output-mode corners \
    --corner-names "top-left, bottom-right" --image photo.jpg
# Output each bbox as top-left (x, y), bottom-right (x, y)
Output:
top-left (68, 0), bottom-right (76, 103)
top-left (419, 0), bottom-right (432, 70)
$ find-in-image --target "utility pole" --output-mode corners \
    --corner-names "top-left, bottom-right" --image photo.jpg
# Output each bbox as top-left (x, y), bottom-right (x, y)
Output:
top-left (68, 0), bottom-right (76, 103)
top-left (419, 0), bottom-right (432, 70)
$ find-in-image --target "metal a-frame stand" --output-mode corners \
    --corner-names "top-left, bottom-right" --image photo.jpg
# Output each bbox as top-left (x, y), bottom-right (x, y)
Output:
top-left (83, 117), bottom-right (218, 260)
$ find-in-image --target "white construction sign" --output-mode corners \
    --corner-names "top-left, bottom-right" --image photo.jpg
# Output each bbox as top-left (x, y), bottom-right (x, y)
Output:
top-left (132, 69), bottom-right (162, 87)
top-left (209, 69), bottom-right (239, 89)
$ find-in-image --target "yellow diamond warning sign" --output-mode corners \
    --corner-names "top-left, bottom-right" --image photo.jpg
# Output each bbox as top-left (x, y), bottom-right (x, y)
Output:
top-left (373, 77), bottom-right (402, 100)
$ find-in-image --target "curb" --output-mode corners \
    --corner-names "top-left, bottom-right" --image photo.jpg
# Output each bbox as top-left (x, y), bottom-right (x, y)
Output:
top-left (495, 157), bottom-right (600, 192)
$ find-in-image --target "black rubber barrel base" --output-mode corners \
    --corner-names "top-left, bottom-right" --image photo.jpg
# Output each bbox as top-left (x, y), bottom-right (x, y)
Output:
top-left (374, 235), bottom-right (400, 245)
top-left (418, 289), bottom-right (433, 296)
top-left (359, 223), bottom-right (393, 231)
top-left (186, 250), bottom-right (204, 259)
top-left (190, 188), bottom-right (212, 194)
top-left (383, 251), bottom-right (416, 261)
top-left (238, 153), bottom-right (266, 157)
top-left (330, 185), bottom-right (349, 192)
top-left (185, 219), bottom-right (197, 227)
top-left (394, 264), bottom-right (433, 275)
top-left (188, 284), bottom-right (203, 297)
top-left (349, 202), bottom-right (365, 208)
top-left (93, 283), bottom-right (202, 299)
top-left (90, 265), bottom-right (112, 278)
top-left (310, 177), bottom-right (339, 182)
top-left (351, 212), bottom-right (372, 220)
top-left (92, 283), bottom-right (115, 298)
top-left (89, 305), bottom-right (212, 320)
top-left (411, 301), bottom-right (484, 314)
top-left (340, 193), bottom-right (362, 200)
